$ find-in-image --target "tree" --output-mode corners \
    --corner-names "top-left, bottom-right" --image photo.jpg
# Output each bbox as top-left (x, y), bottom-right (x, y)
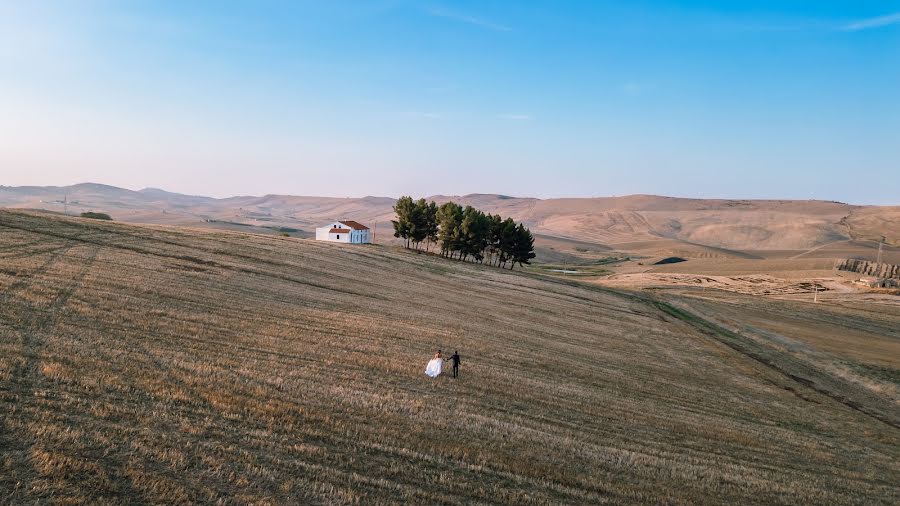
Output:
top-left (408, 198), bottom-right (436, 250)
top-left (458, 206), bottom-right (490, 262)
top-left (486, 214), bottom-right (503, 266)
top-left (423, 201), bottom-right (439, 251)
top-left (436, 202), bottom-right (463, 258)
top-left (392, 196), bottom-right (415, 248)
top-left (399, 197), bottom-right (535, 270)
top-left (497, 217), bottom-right (518, 268)
top-left (509, 224), bottom-right (536, 269)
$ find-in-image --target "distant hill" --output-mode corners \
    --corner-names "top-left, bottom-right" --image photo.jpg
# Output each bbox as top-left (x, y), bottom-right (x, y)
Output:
top-left (1, 183), bottom-right (896, 259)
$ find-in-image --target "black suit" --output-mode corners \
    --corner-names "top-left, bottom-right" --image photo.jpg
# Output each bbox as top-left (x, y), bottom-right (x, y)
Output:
top-left (449, 353), bottom-right (460, 377)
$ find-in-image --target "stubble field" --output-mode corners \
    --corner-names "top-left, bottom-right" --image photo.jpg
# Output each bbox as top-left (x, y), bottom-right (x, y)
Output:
top-left (1, 210), bottom-right (898, 504)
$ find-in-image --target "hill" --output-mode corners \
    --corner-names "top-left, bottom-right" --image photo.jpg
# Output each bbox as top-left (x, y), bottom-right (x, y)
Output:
top-left (1, 210), bottom-right (897, 504)
top-left (2, 184), bottom-right (897, 262)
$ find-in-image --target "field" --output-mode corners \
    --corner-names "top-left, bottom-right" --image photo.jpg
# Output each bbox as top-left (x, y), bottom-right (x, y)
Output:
top-left (1, 210), bottom-right (899, 504)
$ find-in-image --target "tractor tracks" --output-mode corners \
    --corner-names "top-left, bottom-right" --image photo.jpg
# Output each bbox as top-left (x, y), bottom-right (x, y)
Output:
top-left (648, 296), bottom-right (900, 431)
top-left (0, 243), bottom-right (100, 502)
top-left (541, 276), bottom-right (900, 432)
top-left (10, 245), bottom-right (99, 387)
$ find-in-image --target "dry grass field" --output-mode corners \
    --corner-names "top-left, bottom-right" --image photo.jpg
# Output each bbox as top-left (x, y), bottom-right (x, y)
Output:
top-left (1, 210), bottom-right (899, 504)
top-left (656, 289), bottom-right (900, 372)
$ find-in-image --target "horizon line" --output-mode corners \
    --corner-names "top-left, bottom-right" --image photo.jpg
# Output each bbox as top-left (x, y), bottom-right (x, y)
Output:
top-left (1, 181), bottom-right (894, 207)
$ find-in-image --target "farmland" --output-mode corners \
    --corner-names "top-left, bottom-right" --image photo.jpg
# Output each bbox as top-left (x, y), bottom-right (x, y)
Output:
top-left (1, 210), bottom-right (898, 504)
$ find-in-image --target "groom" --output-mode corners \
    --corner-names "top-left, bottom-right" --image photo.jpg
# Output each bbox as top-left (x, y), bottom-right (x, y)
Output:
top-left (449, 350), bottom-right (460, 378)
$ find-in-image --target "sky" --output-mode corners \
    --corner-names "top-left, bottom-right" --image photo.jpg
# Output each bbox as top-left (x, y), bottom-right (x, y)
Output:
top-left (1, 1), bottom-right (898, 203)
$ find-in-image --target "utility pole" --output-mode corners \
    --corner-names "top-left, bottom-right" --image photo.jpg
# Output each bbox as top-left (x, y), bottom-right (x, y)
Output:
top-left (877, 236), bottom-right (885, 267)
top-left (63, 194), bottom-right (68, 216)
top-left (814, 282), bottom-right (818, 303)
top-left (372, 221), bottom-right (377, 243)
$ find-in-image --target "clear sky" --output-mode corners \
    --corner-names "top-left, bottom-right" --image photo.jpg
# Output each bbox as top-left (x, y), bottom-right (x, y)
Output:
top-left (1, 1), bottom-right (898, 203)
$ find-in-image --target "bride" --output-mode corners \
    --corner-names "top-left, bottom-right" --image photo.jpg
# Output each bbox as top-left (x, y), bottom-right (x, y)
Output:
top-left (424, 350), bottom-right (443, 378)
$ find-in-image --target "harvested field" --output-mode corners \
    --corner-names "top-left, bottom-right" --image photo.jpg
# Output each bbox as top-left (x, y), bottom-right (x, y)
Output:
top-left (1, 210), bottom-right (898, 504)
top-left (595, 272), bottom-right (847, 296)
top-left (656, 290), bottom-right (900, 371)
top-left (645, 288), bottom-right (900, 435)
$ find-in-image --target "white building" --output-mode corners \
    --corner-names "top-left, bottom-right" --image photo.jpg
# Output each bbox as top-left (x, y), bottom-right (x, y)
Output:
top-left (315, 220), bottom-right (371, 244)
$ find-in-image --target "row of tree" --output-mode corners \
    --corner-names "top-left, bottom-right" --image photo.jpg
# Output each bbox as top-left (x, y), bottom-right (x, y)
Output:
top-left (392, 196), bottom-right (536, 269)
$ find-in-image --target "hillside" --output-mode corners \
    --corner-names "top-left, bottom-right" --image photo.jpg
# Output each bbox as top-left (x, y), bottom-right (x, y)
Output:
top-left (1, 210), bottom-right (898, 504)
top-left (2, 184), bottom-right (897, 261)
top-left (842, 206), bottom-right (900, 245)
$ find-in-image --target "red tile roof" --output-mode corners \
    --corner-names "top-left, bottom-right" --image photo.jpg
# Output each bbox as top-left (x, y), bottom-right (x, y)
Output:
top-left (329, 228), bottom-right (350, 234)
top-left (340, 220), bottom-right (369, 230)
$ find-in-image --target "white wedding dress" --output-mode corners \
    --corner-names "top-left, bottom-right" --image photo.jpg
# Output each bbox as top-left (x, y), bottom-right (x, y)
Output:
top-left (425, 358), bottom-right (443, 378)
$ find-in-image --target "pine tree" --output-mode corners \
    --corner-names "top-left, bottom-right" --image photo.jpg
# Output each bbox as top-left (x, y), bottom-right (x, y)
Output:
top-left (436, 202), bottom-right (462, 258)
top-left (458, 206), bottom-right (490, 262)
top-left (398, 197), bottom-right (536, 269)
top-left (392, 196), bottom-right (415, 248)
top-left (409, 198), bottom-right (431, 249)
top-left (487, 214), bottom-right (503, 266)
top-left (424, 201), bottom-right (439, 251)
top-left (510, 223), bottom-right (536, 269)
top-left (498, 217), bottom-right (518, 268)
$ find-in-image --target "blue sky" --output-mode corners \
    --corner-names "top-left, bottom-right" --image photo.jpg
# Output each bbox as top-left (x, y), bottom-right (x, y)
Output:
top-left (1, 1), bottom-right (898, 203)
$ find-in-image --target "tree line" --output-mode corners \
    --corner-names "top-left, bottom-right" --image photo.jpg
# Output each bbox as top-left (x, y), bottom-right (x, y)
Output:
top-left (392, 196), bottom-right (536, 269)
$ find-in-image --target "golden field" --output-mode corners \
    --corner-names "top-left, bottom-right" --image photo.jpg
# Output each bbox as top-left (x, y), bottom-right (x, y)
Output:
top-left (1, 210), bottom-right (898, 504)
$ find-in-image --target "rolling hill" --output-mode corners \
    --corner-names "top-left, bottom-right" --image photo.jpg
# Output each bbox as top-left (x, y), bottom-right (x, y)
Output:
top-left (1, 210), bottom-right (897, 504)
top-left (2, 184), bottom-right (897, 262)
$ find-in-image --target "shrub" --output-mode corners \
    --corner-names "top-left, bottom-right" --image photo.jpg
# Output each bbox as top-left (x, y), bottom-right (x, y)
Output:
top-left (81, 212), bottom-right (112, 221)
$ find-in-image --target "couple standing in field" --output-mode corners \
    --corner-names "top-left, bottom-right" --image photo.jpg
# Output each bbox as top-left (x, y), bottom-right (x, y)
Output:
top-left (425, 350), bottom-right (460, 379)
